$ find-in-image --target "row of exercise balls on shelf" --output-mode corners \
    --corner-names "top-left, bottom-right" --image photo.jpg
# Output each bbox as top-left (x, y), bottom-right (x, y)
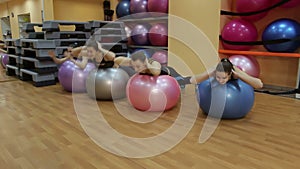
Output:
top-left (0, 53), bottom-right (8, 68)
top-left (116, 0), bottom-right (169, 18)
top-left (125, 22), bottom-right (168, 46)
top-left (221, 18), bottom-right (300, 52)
top-left (235, 0), bottom-right (300, 22)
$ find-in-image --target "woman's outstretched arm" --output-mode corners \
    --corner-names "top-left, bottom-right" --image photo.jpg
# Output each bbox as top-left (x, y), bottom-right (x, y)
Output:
top-left (190, 68), bottom-right (215, 84)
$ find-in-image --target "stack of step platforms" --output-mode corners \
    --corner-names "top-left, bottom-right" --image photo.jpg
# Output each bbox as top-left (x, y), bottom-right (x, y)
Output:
top-left (19, 23), bottom-right (57, 87)
top-left (19, 39), bottom-right (57, 87)
top-left (43, 20), bottom-right (92, 60)
top-left (89, 20), bottom-right (128, 57)
top-left (21, 23), bottom-right (44, 39)
top-left (5, 39), bottom-right (21, 77)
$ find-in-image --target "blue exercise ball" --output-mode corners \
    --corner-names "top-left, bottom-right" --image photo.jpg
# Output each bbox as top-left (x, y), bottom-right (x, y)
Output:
top-left (116, 0), bottom-right (130, 18)
top-left (196, 78), bottom-right (255, 119)
top-left (262, 18), bottom-right (300, 52)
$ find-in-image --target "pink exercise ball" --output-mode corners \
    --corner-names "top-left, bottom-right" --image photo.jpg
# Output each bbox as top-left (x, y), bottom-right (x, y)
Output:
top-left (126, 74), bottom-right (180, 112)
top-left (58, 60), bottom-right (96, 93)
top-left (148, 23), bottom-right (168, 46)
top-left (221, 19), bottom-right (258, 51)
top-left (274, 0), bottom-right (300, 8)
top-left (151, 50), bottom-right (168, 66)
top-left (148, 0), bottom-right (168, 16)
top-left (229, 55), bottom-right (260, 78)
top-left (236, 0), bottom-right (272, 22)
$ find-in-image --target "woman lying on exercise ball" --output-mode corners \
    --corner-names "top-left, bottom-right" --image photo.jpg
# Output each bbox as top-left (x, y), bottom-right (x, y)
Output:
top-left (189, 58), bottom-right (263, 89)
top-left (48, 38), bottom-right (116, 69)
top-left (114, 50), bottom-right (192, 87)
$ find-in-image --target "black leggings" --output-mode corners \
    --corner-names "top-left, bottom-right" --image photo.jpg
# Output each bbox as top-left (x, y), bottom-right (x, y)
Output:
top-left (161, 66), bottom-right (183, 77)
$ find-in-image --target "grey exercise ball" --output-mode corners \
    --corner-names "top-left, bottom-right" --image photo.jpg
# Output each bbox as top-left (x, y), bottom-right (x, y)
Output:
top-left (86, 68), bottom-right (130, 100)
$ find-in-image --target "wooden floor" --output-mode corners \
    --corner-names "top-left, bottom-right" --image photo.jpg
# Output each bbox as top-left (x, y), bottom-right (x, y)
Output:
top-left (1, 68), bottom-right (300, 169)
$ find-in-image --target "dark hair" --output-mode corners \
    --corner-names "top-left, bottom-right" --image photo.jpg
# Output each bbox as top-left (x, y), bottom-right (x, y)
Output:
top-left (86, 38), bottom-right (99, 51)
top-left (216, 58), bottom-right (234, 74)
top-left (131, 51), bottom-right (147, 62)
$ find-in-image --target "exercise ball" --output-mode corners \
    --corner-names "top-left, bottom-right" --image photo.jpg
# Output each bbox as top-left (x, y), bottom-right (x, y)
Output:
top-left (197, 78), bottom-right (254, 119)
top-left (236, 0), bottom-right (272, 22)
top-left (151, 50), bottom-right (168, 66)
top-left (127, 74), bottom-right (180, 111)
top-left (86, 68), bottom-right (130, 100)
top-left (274, 0), bottom-right (300, 8)
top-left (262, 18), bottom-right (300, 52)
top-left (116, 0), bottom-right (130, 18)
top-left (124, 25), bottom-right (133, 45)
top-left (131, 23), bottom-right (151, 45)
top-left (131, 48), bottom-right (154, 58)
top-left (58, 60), bottom-right (96, 92)
top-left (1, 54), bottom-right (9, 68)
top-left (221, 19), bottom-right (258, 51)
top-left (148, 0), bottom-right (168, 16)
top-left (130, 0), bottom-right (148, 18)
top-left (229, 55), bottom-right (260, 78)
top-left (148, 23), bottom-right (168, 46)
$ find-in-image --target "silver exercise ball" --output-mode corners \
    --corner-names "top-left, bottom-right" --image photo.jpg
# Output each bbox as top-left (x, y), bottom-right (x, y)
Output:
top-left (86, 68), bottom-right (130, 100)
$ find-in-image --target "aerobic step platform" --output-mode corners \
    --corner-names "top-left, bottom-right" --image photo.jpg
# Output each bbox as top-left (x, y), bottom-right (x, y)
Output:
top-left (4, 39), bottom-right (21, 47)
top-left (22, 48), bottom-right (55, 60)
top-left (93, 34), bottom-right (127, 43)
top-left (7, 54), bottom-right (20, 66)
top-left (89, 20), bottom-right (125, 29)
top-left (42, 20), bottom-right (91, 32)
top-left (45, 31), bottom-right (91, 40)
top-left (94, 28), bottom-right (126, 35)
top-left (54, 39), bottom-right (87, 47)
top-left (20, 57), bottom-right (57, 74)
top-left (6, 65), bottom-right (19, 77)
top-left (7, 46), bottom-right (21, 55)
top-left (20, 39), bottom-right (56, 49)
top-left (25, 32), bottom-right (45, 39)
top-left (21, 23), bottom-right (43, 32)
top-left (20, 68), bottom-right (56, 87)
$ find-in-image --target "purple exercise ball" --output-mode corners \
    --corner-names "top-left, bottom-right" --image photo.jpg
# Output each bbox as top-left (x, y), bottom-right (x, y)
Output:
top-left (130, 0), bottom-right (148, 18)
top-left (131, 23), bottom-right (151, 45)
top-left (1, 54), bottom-right (9, 68)
top-left (58, 60), bottom-right (96, 93)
